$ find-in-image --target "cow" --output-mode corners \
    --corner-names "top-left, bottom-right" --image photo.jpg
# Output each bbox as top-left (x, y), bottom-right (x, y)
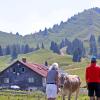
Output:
top-left (58, 74), bottom-right (81, 100)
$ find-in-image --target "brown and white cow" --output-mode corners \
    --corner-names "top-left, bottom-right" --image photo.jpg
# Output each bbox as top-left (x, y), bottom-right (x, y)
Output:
top-left (58, 74), bottom-right (81, 100)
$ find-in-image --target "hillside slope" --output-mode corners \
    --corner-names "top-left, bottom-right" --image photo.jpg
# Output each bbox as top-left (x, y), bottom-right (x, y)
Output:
top-left (0, 7), bottom-right (100, 47)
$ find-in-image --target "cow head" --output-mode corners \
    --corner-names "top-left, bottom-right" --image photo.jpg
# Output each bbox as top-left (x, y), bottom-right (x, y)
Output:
top-left (58, 73), bottom-right (68, 88)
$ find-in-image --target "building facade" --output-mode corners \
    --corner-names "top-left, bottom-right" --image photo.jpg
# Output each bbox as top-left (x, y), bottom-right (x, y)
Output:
top-left (0, 58), bottom-right (47, 91)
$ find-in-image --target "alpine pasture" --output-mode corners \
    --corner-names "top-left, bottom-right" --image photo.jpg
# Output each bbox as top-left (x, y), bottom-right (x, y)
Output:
top-left (0, 49), bottom-right (94, 99)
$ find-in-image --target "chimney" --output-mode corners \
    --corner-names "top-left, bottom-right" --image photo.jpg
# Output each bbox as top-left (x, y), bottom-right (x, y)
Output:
top-left (22, 58), bottom-right (26, 63)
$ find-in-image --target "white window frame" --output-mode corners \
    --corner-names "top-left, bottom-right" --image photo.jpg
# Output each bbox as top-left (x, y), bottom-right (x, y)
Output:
top-left (4, 78), bottom-right (9, 83)
top-left (28, 77), bottom-right (34, 83)
top-left (42, 77), bottom-right (46, 86)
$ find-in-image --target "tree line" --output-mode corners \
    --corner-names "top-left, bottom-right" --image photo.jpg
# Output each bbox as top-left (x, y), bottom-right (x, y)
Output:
top-left (0, 34), bottom-right (100, 62)
top-left (50, 34), bottom-right (100, 62)
top-left (0, 43), bottom-right (45, 60)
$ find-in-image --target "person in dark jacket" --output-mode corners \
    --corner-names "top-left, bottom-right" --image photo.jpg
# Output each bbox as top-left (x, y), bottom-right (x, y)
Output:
top-left (46, 63), bottom-right (59, 100)
top-left (85, 56), bottom-right (100, 100)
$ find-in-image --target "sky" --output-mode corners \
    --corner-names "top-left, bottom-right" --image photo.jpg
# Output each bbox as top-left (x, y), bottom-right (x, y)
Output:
top-left (0, 0), bottom-right (100, 35)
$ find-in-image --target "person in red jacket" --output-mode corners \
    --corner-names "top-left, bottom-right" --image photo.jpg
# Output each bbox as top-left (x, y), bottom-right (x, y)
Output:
top-left (85, 56), bottom-right (100, 100)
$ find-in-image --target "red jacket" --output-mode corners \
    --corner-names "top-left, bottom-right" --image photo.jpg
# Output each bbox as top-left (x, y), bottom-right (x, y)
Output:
top-left (86, 63), bottom-right (100, 83)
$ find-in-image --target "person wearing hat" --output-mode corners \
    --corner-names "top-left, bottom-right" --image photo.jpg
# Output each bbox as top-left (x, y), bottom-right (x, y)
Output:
top-left (46, 63), bottom-right (59, 100)
top-left (85, 56), bottom-right (100, 100)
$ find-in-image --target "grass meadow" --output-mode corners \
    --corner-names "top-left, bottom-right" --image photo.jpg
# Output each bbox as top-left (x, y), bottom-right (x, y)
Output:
top-left (0, 90), bottom-right (89, 100)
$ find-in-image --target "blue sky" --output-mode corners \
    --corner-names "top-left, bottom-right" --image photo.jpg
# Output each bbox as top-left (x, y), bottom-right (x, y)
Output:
top-left (0, 0), bottom-right (99, 35)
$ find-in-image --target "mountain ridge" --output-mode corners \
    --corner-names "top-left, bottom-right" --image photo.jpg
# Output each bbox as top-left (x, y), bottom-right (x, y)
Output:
top-left (0, 7), bottom-right (100, 47)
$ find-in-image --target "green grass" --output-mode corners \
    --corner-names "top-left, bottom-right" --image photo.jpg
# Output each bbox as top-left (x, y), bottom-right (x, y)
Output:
top-left (0, 90), bottom-right (46, 100)
top-left (0, 55), bottom-right (12, 71)
top-left (58, 95), bottom-right (89, 100)
top-left (0, 90), bottom-right (89, 100)
top-left (0, 94), bottom-right (89, 100)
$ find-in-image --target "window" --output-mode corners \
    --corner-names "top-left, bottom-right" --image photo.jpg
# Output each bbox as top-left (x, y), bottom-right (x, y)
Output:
top-left (13, 68), bottom-right (16, 73)
top-left (4, 78), bottom-right (9, 83)
top-left (42, 78), bottom-right (46, 86)
top-left (22, 67), bottom-right (25, 72)
top-left (28, 77), bottom-right (34, 83)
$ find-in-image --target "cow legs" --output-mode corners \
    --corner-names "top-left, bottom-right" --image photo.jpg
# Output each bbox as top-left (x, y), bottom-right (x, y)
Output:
top-left (68, 92), bottom-right (71, 100)
top-left (90, 97), bottom-right (95, 100)
top-left (75, 88), bottom-right (79, 100)
top-left (62, 95), bottom-right (65, 100)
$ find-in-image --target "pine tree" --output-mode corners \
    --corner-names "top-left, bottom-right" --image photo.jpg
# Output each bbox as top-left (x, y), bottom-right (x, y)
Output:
top-left (41, 42), bottom-right (45, 49)
top-left (50, 41), bottom-right (60, 54)
top-left (50, 41), bottom-right (55, 51)
top-left (24, 44), bottom-right (30, 54)
top-left (60, 39), bottom-right (65, 49)
top-left (5, 45), bottom-right (11, 55)
top-left (0, 46), bottom-right (3, 56)
top-left (98, 36), bottom-right (100, 46)
top-left (11, 45), bottom-right (18, 60)
top-left (89, 35), bottom-right (97, 56)
top-left (36, 44), bottom-right (40, 50)
top-left (66, 38), bottom-right (85, 62)
top-left (43, 27), bottom-right (48, 35)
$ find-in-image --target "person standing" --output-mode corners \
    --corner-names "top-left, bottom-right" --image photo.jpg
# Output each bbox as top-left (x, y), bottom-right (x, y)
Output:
top-left (46, 63), bottom-right (59, 100)
top-left (85, 56), bottom-right (100, 100)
